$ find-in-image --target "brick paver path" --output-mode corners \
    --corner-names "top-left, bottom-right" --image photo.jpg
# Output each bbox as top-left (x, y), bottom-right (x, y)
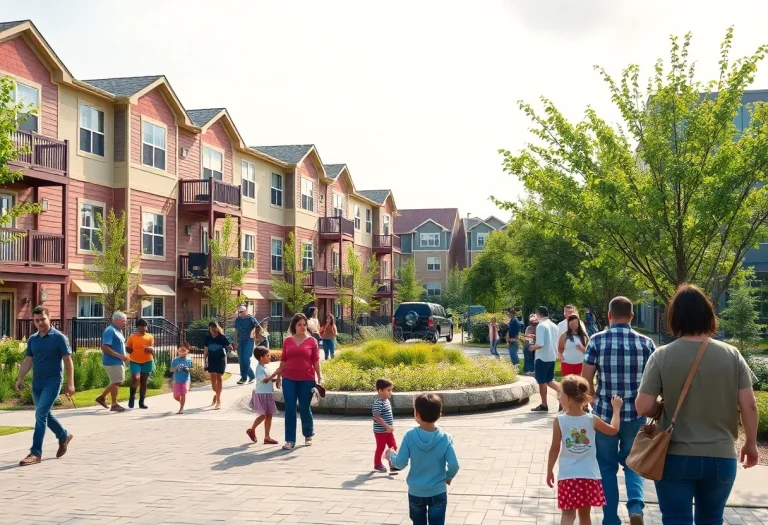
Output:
top-left (1, 363), bottom-right (766, 524)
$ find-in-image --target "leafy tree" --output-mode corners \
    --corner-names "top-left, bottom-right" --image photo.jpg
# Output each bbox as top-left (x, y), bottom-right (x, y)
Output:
top-left (85, 209), bottom-right (141, 318)
top-left (720, 270), bottom-right (765, 352)
top-left (337, 245), bottom-right (380, 329)
top-left (442, 266), bottom-right (467, 313)
top-left (496, 29), bottom-right (768, 305)
top-left (465, 231), bottom-right (515, 312)
top-left (270, 232), bottom-right (315, 316)
top-left (395, 258), bottom-right (422, 302)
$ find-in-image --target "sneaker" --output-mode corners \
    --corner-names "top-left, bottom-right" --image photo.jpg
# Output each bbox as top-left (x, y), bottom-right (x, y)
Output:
top-left (236, 379), bottom-right (246, 385)
top-left (19, 454), bottom-right (41, 466)
top-left (305, 437), bottom-right (313, 446)
top-left (630, 515), bottom-right (644, 525)
top-left (56, 434), bottom-right (73, 458)
top-left (530, 404), bottom-right (549, 412)
top-left (246, 429), bottom-right (257, 443)
top-left (389, 463), bottom-right (400, 473)
top-left (247, 378), bottom-right (254, 384)
top-left (282, 442), bottom-right (295, 450)
top-left (110, 405), bottom-right (126, 413)
top-left (95, 396), bottom-right (108, 409)
top-left (374, 465), bottom-right (388, 473)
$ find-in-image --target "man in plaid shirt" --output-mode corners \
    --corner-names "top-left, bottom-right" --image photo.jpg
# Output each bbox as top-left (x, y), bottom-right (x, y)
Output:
top-left (582, 296), bottom-right (655, 525)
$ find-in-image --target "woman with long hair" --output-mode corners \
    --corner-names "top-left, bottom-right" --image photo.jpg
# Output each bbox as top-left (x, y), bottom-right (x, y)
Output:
top-left (204, 321), bottom-right (232, 409)
top-left (254, 323), bottom-right (269, 350)
top-left (319, 313), bottom-right (337, 360)
top-left (267, 313), bottom-right (324, 449)
top-left (307, 306), bottom-right (321, 343)
top-left (557, 314), bottom-right (589, 377)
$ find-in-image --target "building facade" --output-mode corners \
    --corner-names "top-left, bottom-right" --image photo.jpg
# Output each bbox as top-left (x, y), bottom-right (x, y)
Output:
top-left (461, 215), bottom-right (507, 268)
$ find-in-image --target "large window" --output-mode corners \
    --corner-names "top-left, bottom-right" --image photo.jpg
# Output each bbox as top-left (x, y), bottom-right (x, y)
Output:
top-left (302, 242), bottom-right (314, 271)
top-left (79, 104), bottom-right (105, 156)
top-left (301, 178), bottom-right (314, 212)
top-left (271, 173), bottom-right (283, 207)
top-left (427, 256), bottom-right (441, 271)
top-left (270, 301), bottom-right (283, 318)
top-left (477, 232), bottom-right (487, 248)
top-left (242, 160), bottom-right (256, 199)
top-left (141, 297), bottom-right (164, 318)
top-left (420, 233), bottom-right (440, 247)
top-left (142, 121), bottom-right (166, 170)
top-left (426, 283), bottom-right (441, 297)
top-left (242, 233), bottom-right (255, 267)
top-left (332, 251), bottom-right (340, 272)
top-left (203, 147), bottom-right (223, 180)
top-left (142, 212), bottom-right (164, 257)
top-left (12, 82), bottom-right (39, 132)
top-left (77, 295), bottom-right (103, 318)
top-left (383, 215), bottom-right (391, 235)
top-left (79, 202), bottom-right (104, 252)
top-left (366, 209), bottom-right (372, 234)
top-left (332, 194), bottom-right (344, 217)
top-left (271, 238), bottom-right (284, 273)
top-left (354, 205), bottom-right (361, 230)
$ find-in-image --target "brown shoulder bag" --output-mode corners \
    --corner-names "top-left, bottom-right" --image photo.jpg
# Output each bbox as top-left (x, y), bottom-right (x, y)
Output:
top-left (626, 338), bottom-right (709, 481)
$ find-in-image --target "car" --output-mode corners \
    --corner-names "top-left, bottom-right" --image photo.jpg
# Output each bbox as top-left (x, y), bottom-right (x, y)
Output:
top-left (393, 302), bottom-right (454, 343)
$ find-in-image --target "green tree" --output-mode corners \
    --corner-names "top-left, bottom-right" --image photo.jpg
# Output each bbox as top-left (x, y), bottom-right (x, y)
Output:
top-left (200, 216), bottom-right (249, 325)
top-left (395, 258), bottom-right (422, 302)
top-left (85, 209), bottom-right (141, 318)
top-left (442, 266), bottom-right (467, 313)
top-left (465, 231), bottom-right (515, 312)
top-left (720, 270), bottom-right (765, 352)
top-left (496, 29), bottom-right (768, 305)
top-left (270, 232), bottom-right (315, 316)
top-left (337, 246), bottom-right (380, 329)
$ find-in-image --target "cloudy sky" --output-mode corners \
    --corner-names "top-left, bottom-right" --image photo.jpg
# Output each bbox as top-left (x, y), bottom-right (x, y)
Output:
top-left (6, 1), bottom-right (768, 219)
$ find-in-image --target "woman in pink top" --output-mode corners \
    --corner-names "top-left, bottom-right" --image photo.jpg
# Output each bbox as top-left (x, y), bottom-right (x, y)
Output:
top-left (268, 313), bottom-right (323, 450)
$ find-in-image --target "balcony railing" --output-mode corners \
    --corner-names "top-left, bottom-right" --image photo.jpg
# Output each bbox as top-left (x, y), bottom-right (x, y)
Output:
top-left (10, 130), bottom-right (69, 176)
top-left (373, 234), bottom-right (401, 251)
top-left (179, 253), bottom-right (241, 280)
top-left (286, 270), bottom-right (353, 289)
top-left (179, 179), bottom-right (241, 209)
top-left (319, 216), bottom-right (354, 238)
top-left (0, 228), bottom-right (65, 267)
top-left (374, 278), bottom-right (398, 296)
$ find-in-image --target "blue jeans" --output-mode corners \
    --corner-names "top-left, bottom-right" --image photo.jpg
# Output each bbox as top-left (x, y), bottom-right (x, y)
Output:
top-left (281, 378), bottom-right (315, 443)
top-left (31, 378), bottom-right (67, 457)
top-left (507, 341), bottom-right (519, 366)
top-left (322, 339), bottom-right (336, 360)
top-left (489, 338), bottom-right (500, 357)
top-left (595, 416), bottom-right (647, 525)
top-left (522, 343), bottom-right (535, 372)
top-left (655, 455), bottom-right (736, 525)
top-left (408, 492), bottom-right (447, 525)
top-left (237, 339), bottom-right (255, 381)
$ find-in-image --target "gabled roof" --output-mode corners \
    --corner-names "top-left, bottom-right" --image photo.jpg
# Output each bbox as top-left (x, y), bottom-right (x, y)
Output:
top-left (357, 190), bottom-right (391, 205)
top-left (187, 108), bottom-right (227, 128)
top-left (0, 20), bottom-right (25, 33)
top-left (395, 208), bottom-right (458, 234)
top-left (82, 75), bottom-right (163, 98)
top-left (0, 20), bottom-right (75, 85)
top-left (250, 145), bottom-right (314, 165)
top-left (324, 164), bottom-right (346, 179)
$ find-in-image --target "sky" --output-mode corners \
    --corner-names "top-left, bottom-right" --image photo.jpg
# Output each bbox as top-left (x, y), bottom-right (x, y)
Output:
top-left (5, 0), bottom-right (768, 220)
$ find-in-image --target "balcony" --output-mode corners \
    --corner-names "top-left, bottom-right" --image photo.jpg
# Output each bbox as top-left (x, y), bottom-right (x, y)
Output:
top-left (374, 278), bottom-right (399, 297)
top-left (178, 179), bottom-right (241, 217)
top-left (0, 228), bottom-right (67, 277)
top-left (178, 253), bottom-right (242, 287)
top-left (318, 216), bottom-right (354, 242)
top-left (286, 269), bottom-right (353, 296)
top-left (373, 234), bottom-right (401, 253)
top-left (8, 130), bottom-right (69, 186)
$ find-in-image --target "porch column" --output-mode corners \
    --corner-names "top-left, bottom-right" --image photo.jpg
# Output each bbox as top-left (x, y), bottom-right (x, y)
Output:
top-left (61, 278), bottom-right (68, 334)
top-left (62, 184), bottom-right (69, 270)
top-left (208, 209), bottom-right (215, 277)
top-left (33, 187), bottom-right (40, 230)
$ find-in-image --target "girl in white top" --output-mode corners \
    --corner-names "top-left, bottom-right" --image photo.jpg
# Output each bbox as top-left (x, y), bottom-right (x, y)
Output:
top-left (246, 347), bottom-right (280, 445)
top-left (547, 375), bottom-right (623, 525)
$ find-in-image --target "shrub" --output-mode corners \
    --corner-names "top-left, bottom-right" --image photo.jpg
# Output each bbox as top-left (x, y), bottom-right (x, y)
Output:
top-left (336, 333), bottom-right (354, 346)
top-left (0, 340), bottom-right (24, 368)
top-left (468, 313), bottom-right (508, 344)
top-left (269, 350), bottom-right (282, 363)
top-left (185, 319), bottom-right (236, 349)
top-left (758, 391), bottom-right (768, 438)
top-left (83, 351), bottom-right (109, 390)
top-left (20, 384), bottom-right (33, 404)
top-left (147, 363), bottom-right (168, 389)
top-left (336, 341), bottom-right (468, 369)
top-left (746, 355), bottom-right (768, 392)
top-left (360, 325), bottom-right (393, 342)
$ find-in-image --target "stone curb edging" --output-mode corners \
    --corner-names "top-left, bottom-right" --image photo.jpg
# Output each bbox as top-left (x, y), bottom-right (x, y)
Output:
top-left (273, 380), bottom-right (538, 415)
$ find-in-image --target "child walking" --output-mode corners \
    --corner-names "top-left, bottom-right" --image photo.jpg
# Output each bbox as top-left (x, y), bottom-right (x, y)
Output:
top-left (372, 378), bottom-right (398, 473)
top-left (170, 343), bottom-right (193, 414)
top-left (546, 375), bottom-right (623, 525)
top-left (246, 346), bottom-right (279, 445)
top-left (386, 393), bottom-right (460, 525)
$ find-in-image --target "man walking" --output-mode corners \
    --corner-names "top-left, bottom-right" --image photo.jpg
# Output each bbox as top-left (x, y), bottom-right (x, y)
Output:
top-left (582, 296), bottom-right (655, 525)
top-left (234, 305), bottom-right (258, 385)
top-left (528, 306), bottom-right (561, 412)
top-left (96, 311), bottom-right (130, 412)
top-left (15, 306), bottom-right (74, 466)
top-left (506, 307), bottom-right (522, 366)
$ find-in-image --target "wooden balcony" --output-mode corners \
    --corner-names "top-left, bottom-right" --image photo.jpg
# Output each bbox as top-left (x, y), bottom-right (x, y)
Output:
top-left (286, 269), bottom-right (353, 297)
top-left (178, 179), bottom-right (241, 217)
top-left (374, 278), bottom-right (399, 297)
top-left (373, 234), bottom-right (401, 254)
top-left (0, 228), bottom-right (67, 279)
top-left (178, 253), bottom-right (242, 287)
top-left (318, 216), bottom-right (354, 242)
top-left (7, 130), bottom-right (69, 186)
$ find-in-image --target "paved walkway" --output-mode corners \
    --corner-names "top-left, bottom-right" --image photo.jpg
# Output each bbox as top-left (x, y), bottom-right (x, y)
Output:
top-left (0, 362), bottom-right (766, 525)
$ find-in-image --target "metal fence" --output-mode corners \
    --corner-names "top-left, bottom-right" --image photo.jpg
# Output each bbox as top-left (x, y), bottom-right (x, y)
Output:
top-left (264, 315), bottom-right (392, 348)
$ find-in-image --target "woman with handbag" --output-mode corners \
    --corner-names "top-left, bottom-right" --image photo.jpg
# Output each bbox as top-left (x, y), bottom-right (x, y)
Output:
top-left (635, 284), bottom-right (759, 524)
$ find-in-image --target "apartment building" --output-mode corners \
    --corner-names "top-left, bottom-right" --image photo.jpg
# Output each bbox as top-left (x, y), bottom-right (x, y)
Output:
top-left (0, 20), bottom-right (399, 336)
top-left (461, 215), bottom-right (507, 268)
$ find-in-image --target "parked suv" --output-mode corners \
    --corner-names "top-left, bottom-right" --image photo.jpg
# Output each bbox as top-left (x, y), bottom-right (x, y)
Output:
top-left (394, 302), bottom-right (454, 343)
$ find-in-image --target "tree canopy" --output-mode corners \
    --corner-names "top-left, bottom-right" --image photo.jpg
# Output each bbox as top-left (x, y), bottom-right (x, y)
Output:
top-left (270, 232), bottom-right (315, 315)
top-left (395, 258), bottom-right (422, 303)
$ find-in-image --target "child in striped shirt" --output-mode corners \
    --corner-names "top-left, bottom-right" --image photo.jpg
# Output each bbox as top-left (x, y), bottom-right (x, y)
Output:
top-left (372, 378), bottom-right (398, 473)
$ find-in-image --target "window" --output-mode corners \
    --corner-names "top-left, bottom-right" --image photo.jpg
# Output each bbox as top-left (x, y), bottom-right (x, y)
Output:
top-left (201, 226), bottom-right (209, 254)
top-left (203, 147), bottom-right (223, 180)
top-left (334, 302), bottom-right (342, 319)
top-left (271, 238), bottom-right (283, 272)
top-left (242, 233), bottom-right (255, 267)
top-left (365, 209), bottom-right (372, 234)
top-left (302, 242), bottom-right (314, 271)
top-left (243, 301), bottom-right (255, 315)
top-left (332, 194), bottom-right (344, 217)
top-left (142, 212), bottom-right (164, 257)
top-left (12, 82), bottom-right (39, 132)
top-left (270, 301), bottom-right (283, 317)
top-left (271, 173), bottom-right (283, 207)
top-left (77, 295), bottom-right (103, 318)
top-left (332, 251), bottom-right (340, 272)
top-left (382, 259), bottom-right (390, 278)
top-left (383, 215), bottom-right (391, 235)
top-left (301, 178), bottom-right (314, 212)
top-left (0, 194), bottom-right (14, 228)
top-left (142, 121), bottom-right (166, 170)
top-left (241, 160), bottom-right (256, 199)
top-left (79, 104), bottom-right (105, 156)
top-left (201, 299), bottom-right (219, 320)
top-left (141, 297), bottom-right (164, 318)
top-left (420, 233), bottom-right (440, 247)
top-left (427, 256), bottom-right (441, 271)
top-left (354, 205), bottom-right (361, 230)
top-left (426, 283), bottom-right (441, 297)
top-left (477, 233), bottom-right (487, 248)
top-left (79, 202), bottom-right (104, 252)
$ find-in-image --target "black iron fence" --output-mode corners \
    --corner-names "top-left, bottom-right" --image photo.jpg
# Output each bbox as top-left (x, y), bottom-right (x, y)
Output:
top-left (264, 315), bottom-right (392, 348)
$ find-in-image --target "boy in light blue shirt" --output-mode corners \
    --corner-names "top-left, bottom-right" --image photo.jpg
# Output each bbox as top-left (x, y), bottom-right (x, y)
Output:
top-left (386, 393), bottom-right (460, 524)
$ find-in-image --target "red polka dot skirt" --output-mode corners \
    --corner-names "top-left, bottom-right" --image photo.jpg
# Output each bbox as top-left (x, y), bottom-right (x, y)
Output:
top-left (557, 478), bottom-right (606, 510)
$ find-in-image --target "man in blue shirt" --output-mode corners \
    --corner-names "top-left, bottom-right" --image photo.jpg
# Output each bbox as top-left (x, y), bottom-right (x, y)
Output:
top-left (15, 306), bottom-right (74, 466)
top-left (505, 307), bottom-right (522, 366)
top-left (233, 305), bottom-right (257, 384)
top-left (95, 311), bottom-right (130, 412)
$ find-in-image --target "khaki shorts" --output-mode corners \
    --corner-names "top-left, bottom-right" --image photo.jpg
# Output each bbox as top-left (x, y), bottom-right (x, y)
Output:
top-left (104, 365), bottom-right (125, 385)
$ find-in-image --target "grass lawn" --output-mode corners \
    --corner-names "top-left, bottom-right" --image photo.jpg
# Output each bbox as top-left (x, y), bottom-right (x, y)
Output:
top-left (0, 426), bottom-right (32, 436)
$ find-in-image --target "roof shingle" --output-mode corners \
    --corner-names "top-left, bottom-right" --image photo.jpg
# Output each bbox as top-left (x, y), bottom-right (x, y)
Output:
top-left (187, 108), bottom-right (225, 127)
top-left (324, 164), bottom-right (346, 179)
top-left (82, 75), bottom-right (162, 97)
top-left (358, 190), bottom-right (391, 205)
top-left (0, 20), bottom-right (26, 33)
top-left (250, 145), bottom-right (313, 165)
top-left (394, 208), bottom-right (458, 234)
